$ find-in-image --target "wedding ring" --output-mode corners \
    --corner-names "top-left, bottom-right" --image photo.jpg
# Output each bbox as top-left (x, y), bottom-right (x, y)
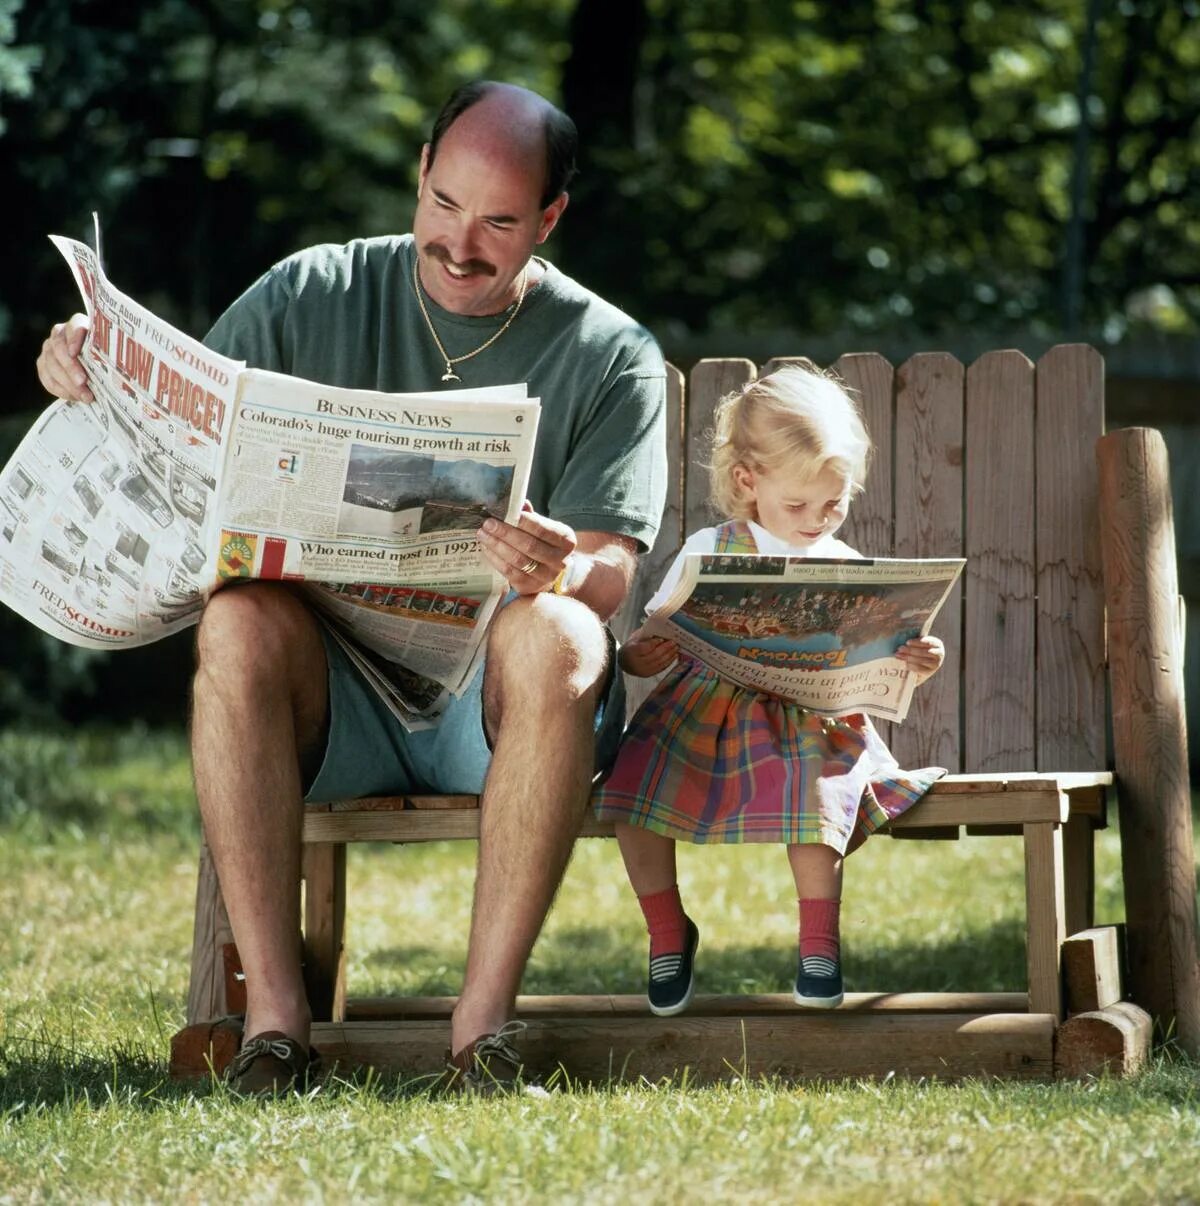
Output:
top-left (519, 557), bottom-right (539, 575)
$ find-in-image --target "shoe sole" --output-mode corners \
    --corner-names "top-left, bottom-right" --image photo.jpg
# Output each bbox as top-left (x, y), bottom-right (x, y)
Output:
top-left (792, 989), bottom-right (844, 1009)
top-left (648, 975), bottom-right (695, 1017)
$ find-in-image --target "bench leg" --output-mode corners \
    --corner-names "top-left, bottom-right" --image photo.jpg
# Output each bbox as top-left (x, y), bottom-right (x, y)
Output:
top-left (302, 842), bottom-right (347, 1022)
top-left (1023, 821), bottom-right (1066, 1018)
top-left (186, 831), bottom-right (235, 1024)
top-left (1063, 813), bottom-right (1096, 937)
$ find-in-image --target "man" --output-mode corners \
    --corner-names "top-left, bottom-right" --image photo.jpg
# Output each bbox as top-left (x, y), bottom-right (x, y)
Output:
top-left (37, 81), bottom-right (667, 1093)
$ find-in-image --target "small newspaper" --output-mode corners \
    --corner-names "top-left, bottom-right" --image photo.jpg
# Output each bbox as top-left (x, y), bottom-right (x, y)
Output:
top-left (643, 553), bottom-right (966, 721)
top-left (0, 221), bottom-right (540, 727)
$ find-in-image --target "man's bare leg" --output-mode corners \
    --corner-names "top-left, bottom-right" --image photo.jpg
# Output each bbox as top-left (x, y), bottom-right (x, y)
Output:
top-left (449, 595), bottom-right (610, 1053)
top-left (191, 583), bottom-right (329, 1044)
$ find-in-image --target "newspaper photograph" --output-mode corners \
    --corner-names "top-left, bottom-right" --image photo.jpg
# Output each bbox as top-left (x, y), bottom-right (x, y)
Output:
top-left (0, 220), bottom-right (539, 725)
top-left (644, 554), bottom-right (966, 721)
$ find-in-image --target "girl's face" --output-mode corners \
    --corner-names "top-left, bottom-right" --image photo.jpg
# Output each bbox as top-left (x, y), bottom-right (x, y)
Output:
top-left (733, 461), bottom-right (851, 548)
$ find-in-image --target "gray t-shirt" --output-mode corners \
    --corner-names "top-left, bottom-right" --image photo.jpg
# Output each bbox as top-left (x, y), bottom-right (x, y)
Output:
top-left (205, 234), bottom-right (666, 549)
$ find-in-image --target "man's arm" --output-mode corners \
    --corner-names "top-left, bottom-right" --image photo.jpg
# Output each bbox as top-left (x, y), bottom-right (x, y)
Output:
top-left (476, 509), bottom-right (638, 623)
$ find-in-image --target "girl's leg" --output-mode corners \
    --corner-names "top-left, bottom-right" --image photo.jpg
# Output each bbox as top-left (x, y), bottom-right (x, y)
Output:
top-left (787, 842), bottom-right (845, 1007)
top-left (615, 820), bottom-right (697, 1015)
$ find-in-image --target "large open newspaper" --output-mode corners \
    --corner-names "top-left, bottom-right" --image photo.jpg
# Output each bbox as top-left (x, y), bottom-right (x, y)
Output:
top-left (0, 225), bottom-right (539, 728)
top-left (644, 553), bottom-right (965, 721)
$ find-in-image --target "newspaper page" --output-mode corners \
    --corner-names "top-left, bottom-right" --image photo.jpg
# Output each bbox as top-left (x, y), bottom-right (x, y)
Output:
top-left (0, 223), bottom-right (539, 726)
top-left (644, 554), bottom-right (965, 721)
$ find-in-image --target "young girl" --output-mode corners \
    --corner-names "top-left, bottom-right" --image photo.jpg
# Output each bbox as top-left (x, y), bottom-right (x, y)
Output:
top-left (594, 363), bottom-right (946, 1016)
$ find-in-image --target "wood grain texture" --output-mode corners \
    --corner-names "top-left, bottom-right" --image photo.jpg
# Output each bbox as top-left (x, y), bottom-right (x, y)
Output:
top-left (1023, 821), bottom-right (1066, 1019)
top-left (186, 835), bottom-right (235, 1024)
top-left (302, 842), bottom-right (346, 1022)
top-left (684, 359), bottom-right (756, 536)
top-left (1098, 426), bottom-right (1200, 1055)
top-left (832, 353), bottom-right (895, 558)
top-left (306, 1013), bottom-right (1055, 1084)
top-left (1062, 926), bottom-right (1123, 1014)
top-left (964, 351), bottom-right (1037, 771)
top-left (1054, 1001), bottom-right (1152, 1078)
top-left (893, 352), bottom-right (965, 771)
top-left (1035, 345), bottom-right (1107, 770)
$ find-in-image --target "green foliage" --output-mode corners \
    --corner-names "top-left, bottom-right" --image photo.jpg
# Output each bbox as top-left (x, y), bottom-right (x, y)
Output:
top-left (1, 0), bottom-right (1196, 419)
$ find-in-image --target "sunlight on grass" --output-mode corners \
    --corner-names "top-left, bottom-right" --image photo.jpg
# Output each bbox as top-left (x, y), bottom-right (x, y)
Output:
top-left (2, 727), bottom-right (1198, 1201)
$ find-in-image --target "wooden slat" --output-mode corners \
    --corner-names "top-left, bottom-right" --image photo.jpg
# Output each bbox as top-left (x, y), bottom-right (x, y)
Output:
top-left (615, 363), bottom-right (686, 644)
top-left (305, 787), bottom-right (1072, 843)
top-left (684, 359), bottom-right (756, 535)
top-left (831, 353), bottom-right (895, 558)
top-left (301, 842), bottom-right (346, 1023)
top-left (1024, 821), bottom-right (1067, 1018)
top-left (1055, 1001), bottom-right (1152, 1078)
top-left (310, 1013), bottom-right (1055, 1084)
top-left (1035, 345), bottom-right (1107, 770)
top-left (343, 991), bottom-right (1028, 1021)
top-left (1062, 926), bottom-right (1123, 1014)
top-left (186, 834), bottom-right (235, 1025)
top-left (1063, 813), bottom-right (1096, 936)
top-left (964, 350), bottom-right (1037, 771)
top-left (1098, 426), bottom-right (1200, 1054)
top-left (892, 352), bottom-right (965, 772)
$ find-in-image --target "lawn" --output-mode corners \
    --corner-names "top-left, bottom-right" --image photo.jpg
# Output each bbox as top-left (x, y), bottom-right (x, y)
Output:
top-left (1, 726), bottom-right (1198, 1203)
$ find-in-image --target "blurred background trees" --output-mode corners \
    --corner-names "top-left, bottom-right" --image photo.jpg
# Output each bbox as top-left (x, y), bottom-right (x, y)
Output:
top-left (0, 0), bottom-right (1197, 727)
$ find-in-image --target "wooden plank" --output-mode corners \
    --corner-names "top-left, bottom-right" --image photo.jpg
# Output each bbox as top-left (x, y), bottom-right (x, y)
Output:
top-left (964, 350), bottom-right (1037, 771)
top-left (1063, 813), bottom-right (1096, 937)
top-left (186, 834), bottom-right (235, 1024)
top-left (892, 352), bottom-right (965, 772)
top-left (305, 788), bottom-right (1071, 843)
top-left (684, 359), bottom-right (756, 536)
top-left (341, 991), bottom-right (1030, 1021)
top-left (301, 842), bottom-right (346, 1023)
top-left (1035, 345), bottom-right (1107, 771)
top-left (1098, 426), bottom-right (1200, 1055)
top-left (1023, 821), bottom-right (1067, 1019)
top-left (831, 353), bottom-right (895, 558)
top-left (1055, 1001), bottom-right (1152, 1078)
top-left (1062, 926), bottom-right (1123, 1014)
top-left (930, 772), bottom-right (1111, 790)
top-left (615, 362), bottom-right (686, 644)
top-left (309, 1012), bottom-right (1055, 1084)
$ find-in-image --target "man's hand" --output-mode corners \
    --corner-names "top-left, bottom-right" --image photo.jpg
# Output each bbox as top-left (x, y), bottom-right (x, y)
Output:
top-left (477, 501), bottom-right (577, 595)
top-left (619, 629), bottom-right (679, 677)
top-left (897, 635), bottom-right (945, 686)
top-left (37, 314), bottom-right (94, 402)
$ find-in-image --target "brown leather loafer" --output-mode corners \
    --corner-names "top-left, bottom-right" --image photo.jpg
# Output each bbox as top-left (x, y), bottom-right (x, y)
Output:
top-left (225, 1030), bottom-right (321, 1096)
top-left (444, 1021), bottom-right (547, 1097)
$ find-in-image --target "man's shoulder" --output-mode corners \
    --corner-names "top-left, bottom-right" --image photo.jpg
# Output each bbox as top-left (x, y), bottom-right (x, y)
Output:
top-left (539, 263), bottom-right (663, 370)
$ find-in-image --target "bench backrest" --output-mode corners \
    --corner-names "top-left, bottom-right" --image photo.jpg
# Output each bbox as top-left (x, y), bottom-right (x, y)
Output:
top-left (618, 345), bottom-right (1107, 776)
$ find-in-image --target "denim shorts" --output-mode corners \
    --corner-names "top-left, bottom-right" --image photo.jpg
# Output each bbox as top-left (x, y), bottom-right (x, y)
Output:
top-left (304, 621), bottom-right (626, 802)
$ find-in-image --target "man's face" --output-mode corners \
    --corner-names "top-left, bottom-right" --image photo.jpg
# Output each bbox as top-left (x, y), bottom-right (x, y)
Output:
top-left (413, 134), bottom-right (565, 317)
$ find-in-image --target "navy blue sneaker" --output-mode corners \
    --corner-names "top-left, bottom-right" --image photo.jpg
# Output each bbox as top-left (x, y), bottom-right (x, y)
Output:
top-left (647, 919), bottom-right (699, 1017)
top-left (793, 954), bottom-right (844, 1008)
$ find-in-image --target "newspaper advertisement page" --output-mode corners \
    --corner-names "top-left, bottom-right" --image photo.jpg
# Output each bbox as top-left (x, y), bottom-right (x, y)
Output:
top-left (0, 233), bottom-right (243, 648)
top-left (644, 555), bottom-right (965, 721)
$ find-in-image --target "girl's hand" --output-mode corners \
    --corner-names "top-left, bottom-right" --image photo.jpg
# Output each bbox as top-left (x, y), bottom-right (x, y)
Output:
top-left (619, 630), bottom-right (679, 677)
top-left (897, 635), bottom-right (945, 685)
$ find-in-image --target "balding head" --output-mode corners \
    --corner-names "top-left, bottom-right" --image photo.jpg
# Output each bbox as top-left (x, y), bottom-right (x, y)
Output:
top-left (427, 81), bottom-right (578, 208)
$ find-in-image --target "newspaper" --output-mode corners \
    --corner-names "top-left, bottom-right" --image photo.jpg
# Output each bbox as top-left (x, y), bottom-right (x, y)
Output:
top-left (0, 222), bottom-right (540, 727)
top-left (643, 554), bottom-right (965, 721)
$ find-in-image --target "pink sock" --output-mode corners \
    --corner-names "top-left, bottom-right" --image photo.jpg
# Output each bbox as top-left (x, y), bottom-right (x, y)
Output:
top-left (638, 885), bottom-right (688, 958)
top-left (799, 897), bottom-right (841, 962)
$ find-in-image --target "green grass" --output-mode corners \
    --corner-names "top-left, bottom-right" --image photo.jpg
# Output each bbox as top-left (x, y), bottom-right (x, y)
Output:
top-left (1, 726), bottom-right (1198, 1203)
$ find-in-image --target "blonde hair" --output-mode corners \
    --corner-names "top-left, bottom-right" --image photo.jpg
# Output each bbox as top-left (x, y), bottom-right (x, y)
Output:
top-left (709, 361), bottom-right (871, 521)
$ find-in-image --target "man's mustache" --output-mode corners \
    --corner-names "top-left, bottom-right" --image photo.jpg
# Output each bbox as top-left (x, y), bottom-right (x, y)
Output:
top-left (423, 244), bottom-right (496, 277)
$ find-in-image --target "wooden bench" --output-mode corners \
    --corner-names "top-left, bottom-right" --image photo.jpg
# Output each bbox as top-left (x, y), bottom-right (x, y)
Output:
top-left (172, 344), bottom-right (1197, 1083)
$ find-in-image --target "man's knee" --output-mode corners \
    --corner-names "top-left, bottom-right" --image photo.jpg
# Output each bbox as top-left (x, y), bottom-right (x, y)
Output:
top-left (485, 595), bottom-right (609, 711)
top-left (195, 584), bottom-right (323, 695)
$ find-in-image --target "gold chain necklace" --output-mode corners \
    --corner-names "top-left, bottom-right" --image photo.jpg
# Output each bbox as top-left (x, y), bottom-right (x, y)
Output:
top-left (412, 258), bottom-right (528, 383)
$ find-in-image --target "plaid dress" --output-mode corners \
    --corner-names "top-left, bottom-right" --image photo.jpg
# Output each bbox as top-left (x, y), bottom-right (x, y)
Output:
top-left (593, 521), bottom-right (946, 852)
